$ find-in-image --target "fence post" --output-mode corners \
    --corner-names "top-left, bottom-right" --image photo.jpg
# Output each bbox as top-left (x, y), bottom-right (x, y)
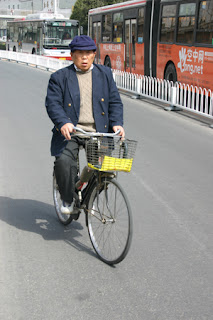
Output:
top-left (210, 94), bottom-right (213, 128)
top-left (135, 77), bottom-right (141, 98)
top-left (164, 85), bottom-right (181, 111)
top-left (136, 78), bottom-right (140, 94)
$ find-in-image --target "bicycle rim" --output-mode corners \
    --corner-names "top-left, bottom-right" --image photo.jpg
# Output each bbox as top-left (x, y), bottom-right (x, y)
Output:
top-left (53, 174), bottom-right (73, 225)
top-left (87, 178), bottom-right (132, 265)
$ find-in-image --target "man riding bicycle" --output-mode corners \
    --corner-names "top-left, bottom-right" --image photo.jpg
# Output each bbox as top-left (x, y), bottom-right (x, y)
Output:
top-left (45, 35), bottom-right (124, 214)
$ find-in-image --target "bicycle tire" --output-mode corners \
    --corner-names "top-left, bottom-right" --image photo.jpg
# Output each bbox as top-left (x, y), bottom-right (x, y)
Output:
top-left (87, 178), bottom-right (133, 265)
top-left (53, 173), bottom-right (73, 225)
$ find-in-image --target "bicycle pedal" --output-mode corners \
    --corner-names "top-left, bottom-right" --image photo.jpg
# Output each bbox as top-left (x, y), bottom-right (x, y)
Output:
top-left (72, 211), bottom-right (80, 221)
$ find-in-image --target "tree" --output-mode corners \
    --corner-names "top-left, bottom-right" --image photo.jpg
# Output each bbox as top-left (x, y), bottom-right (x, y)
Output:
top-left (71, 0), bottom-right (126, 34)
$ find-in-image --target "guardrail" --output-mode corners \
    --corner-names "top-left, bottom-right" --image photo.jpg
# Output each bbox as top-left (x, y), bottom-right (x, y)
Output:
top-left (0, 50), bottom-right (71, 71)
top-left (113, 70), bottom-right (213, 121)
top-left (0, 50), bottom-right (212, 122)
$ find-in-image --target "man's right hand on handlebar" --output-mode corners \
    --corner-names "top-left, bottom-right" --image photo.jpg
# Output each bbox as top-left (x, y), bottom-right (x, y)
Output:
top-left (113, 125), bottom-right (125, 138)
top-left (61, 123), bottom-right (75, 140)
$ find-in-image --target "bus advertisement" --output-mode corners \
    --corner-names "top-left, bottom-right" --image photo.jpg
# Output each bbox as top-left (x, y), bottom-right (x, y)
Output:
top-left (88, 0), bottom-right (213, 91)
top-left (6, 13), bottom-right (80, 60)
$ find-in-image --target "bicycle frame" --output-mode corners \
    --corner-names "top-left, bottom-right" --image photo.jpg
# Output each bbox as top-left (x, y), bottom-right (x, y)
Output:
top-left (74, 167), bottom-right (116, 225)
top-left (53, 127), bottom-right (135, 264)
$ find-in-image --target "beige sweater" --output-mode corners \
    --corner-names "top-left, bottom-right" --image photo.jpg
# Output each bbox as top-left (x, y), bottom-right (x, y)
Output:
top-left (76, 70), bottom-right (96, 132)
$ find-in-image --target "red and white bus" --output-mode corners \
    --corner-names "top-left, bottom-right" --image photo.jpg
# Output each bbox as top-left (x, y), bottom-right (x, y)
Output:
top-left (6, 13), bottom-right (80, 60)
top-left (88, 0), bottom-right (213, 91)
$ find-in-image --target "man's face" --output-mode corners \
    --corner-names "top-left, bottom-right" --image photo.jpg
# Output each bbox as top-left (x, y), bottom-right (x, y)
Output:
top-left (71, 50), bottom-right (96, 72)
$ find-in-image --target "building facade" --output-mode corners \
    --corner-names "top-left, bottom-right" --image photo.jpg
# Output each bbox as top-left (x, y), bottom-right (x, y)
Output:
top-left (0, 0), bottom-right (76, 18)
top-left (43, 0), bottom-right (76, 17)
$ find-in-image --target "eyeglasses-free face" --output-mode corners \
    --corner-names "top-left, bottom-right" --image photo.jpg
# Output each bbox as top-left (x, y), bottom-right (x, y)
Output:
top-left (71, 50), bottom-right (96, 72)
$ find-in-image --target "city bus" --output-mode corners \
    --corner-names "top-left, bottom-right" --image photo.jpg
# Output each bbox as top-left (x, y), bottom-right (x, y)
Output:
top-left (6, 13), bottom-right (80, 60)
top-left (88, 0), bottom-right (213, 91)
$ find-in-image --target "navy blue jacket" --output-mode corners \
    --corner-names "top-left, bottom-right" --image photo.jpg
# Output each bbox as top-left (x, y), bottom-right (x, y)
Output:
top-left (45, 63), bottom-right (123, 156)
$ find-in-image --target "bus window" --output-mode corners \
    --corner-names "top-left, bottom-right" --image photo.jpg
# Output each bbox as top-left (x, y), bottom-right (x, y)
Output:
top-left (25, 23), bottom-right (33, 42)
top-left (138, 7), bottom-right (144, 43)
top-left (7, 27), bottom-right (10, 41)
top-left (125, 20), bottom-right (130, 68)
top-left (93, 21), bottom-right (101, 64)
top-left (102, 14), bottom-right (112, 42)
top-left (160, 4), bottom-right (176, 43)
top-left (113, 13), bottom-right (123, 43)
top-left (132, 20), bottom-right (136, 68)
top-left (32, 23), bottom-right (38, 42)
top-left (9, 27), bottom-right (14, 41)
top-left (13, 25), bottom-right (18, 42)
top-left (177, 2), bottom-right (196, 44)
top-left (89, 16), bottom-right (92, 39)
top-left (125, 18), bottom-right (136, 70)
top-left (196, 0), bottom-right (213, 44)
top-left (18, 27), bottom-right (23, 42)
top-left (23, 25), bottom-right (28, 42)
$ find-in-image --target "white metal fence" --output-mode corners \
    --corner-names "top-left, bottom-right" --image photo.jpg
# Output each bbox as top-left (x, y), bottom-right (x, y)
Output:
top-left (0, 50), bottom-right (71, 71)
top-left (0, 50), bottom-right (212, 121)
top-left (113, 70), bottom-right (213, 121)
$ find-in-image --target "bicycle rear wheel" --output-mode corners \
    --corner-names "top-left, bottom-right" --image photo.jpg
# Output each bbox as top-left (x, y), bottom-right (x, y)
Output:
top-left (87, 178), bottom-right (132, 265)
top-left (53, 173), bottom-right (73, 225)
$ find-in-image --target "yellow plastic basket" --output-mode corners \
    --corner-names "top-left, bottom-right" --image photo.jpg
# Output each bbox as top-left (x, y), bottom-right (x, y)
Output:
top-left (86, 136), bottom-right (137, 172)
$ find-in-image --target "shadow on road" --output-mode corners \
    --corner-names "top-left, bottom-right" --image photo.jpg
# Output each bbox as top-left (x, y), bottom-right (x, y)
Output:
top-left (0, 196), bottom-right (96, 258)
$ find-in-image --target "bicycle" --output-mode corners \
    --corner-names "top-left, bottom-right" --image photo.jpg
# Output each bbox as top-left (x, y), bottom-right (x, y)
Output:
top-left (53, 128), bottom-right (137, 265)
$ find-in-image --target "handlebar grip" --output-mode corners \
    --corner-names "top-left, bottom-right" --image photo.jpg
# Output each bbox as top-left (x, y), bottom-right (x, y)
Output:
top-left (73, 126), bottom-right (86, 133)
top-left (114, 129), bottom-right (121, 135)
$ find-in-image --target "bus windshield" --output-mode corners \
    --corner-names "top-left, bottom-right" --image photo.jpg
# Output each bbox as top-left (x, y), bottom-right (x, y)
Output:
top-left (44, 21), bottom-right (79, 48)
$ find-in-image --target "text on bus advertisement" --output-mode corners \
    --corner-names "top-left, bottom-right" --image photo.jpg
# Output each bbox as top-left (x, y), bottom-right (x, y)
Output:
top-left (178, 47), bottom-right (206, 75)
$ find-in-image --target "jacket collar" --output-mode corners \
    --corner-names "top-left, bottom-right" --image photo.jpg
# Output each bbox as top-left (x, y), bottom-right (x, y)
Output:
top-left (67, 64), bottom-right (80, 118)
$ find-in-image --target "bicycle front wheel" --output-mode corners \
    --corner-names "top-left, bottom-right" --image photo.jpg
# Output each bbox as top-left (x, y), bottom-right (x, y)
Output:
top-left (53, 173), bottom-right (73, 225)
top-left (87, 178), bottom-right (133, 265)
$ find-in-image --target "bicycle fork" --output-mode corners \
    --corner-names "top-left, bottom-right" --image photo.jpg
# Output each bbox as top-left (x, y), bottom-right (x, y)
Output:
top-left (92, 177), bottom-right (116, 224)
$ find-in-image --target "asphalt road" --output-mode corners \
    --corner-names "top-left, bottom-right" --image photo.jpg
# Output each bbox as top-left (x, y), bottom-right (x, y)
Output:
top-left (0, 60), bottom-right (213, 320)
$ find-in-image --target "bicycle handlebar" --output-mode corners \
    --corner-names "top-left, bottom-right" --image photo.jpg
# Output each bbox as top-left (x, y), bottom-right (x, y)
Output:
top-left (72, 126), bottom-right (121, 137)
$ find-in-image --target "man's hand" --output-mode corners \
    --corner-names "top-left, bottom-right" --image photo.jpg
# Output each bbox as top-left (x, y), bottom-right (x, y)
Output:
top-left (61, 123), bottom-right (74, 140)
top-left (113, 125), bottom-right (125, 138)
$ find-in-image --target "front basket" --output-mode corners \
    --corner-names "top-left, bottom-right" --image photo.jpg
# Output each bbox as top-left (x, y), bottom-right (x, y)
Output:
top-left (85, 136), bottom-right (137, 172)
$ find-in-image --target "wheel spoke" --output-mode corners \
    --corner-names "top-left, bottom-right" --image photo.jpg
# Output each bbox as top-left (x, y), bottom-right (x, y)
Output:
top-left (87, 179), bottom-right (132, 265)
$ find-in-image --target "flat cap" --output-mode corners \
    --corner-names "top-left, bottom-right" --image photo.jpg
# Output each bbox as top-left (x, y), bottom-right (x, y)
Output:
top-left (69, 35), bottom-right (97, 52)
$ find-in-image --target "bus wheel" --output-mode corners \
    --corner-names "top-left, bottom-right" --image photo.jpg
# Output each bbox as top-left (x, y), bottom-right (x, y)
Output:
top-left (13, 46), bottom-right (16, 52)
top-left (165, 63), bottom-right (177, 83)
top-left (104, 56), bottom-right (111, 68)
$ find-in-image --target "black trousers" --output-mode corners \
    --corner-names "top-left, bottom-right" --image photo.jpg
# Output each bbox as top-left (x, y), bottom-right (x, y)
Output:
top-left (54, 136), bottom-right (85, 203)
